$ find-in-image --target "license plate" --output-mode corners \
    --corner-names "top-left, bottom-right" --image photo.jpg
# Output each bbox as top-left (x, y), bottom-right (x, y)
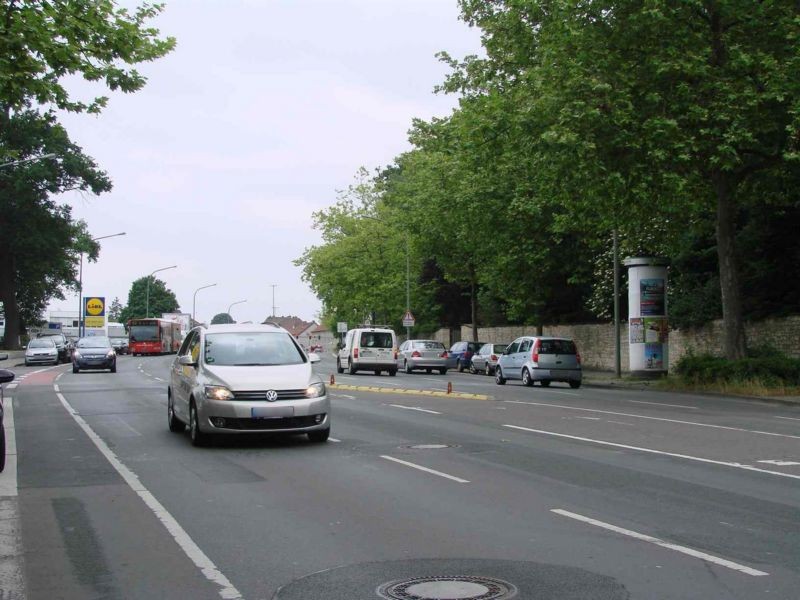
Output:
top-left (251, 406), bottom-right (294, 419)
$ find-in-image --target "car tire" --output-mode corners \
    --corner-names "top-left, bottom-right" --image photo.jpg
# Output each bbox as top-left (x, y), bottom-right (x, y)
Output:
top-left (0, 427), bottom-right (6, 472)
top-left (405, 360), bottom-right (413, 374)
top-left (348, 360), bottom-right (357, 375)
top-left (72, 364), bottom-right (79, 374)
top-left (110, 363), bottom-right (116, 373)
top-left (439, 368), bottom-right (447, 375)
top-left (569, 380), bottom-right (582, 389)
top-left (308, 427), bottom-right (330, 443)
top-left (457, 360), bottom-right (464, 373)
top-left (168, 394), bottom-right (185, 433)
top-left (426, 368), bottom-right (432, 374)
top-left (374, 369), bottom-right (381, 376)
top-left (336, 359), bottom-right (344, 374)
top-left (495, 366), bottom-right (506, 385)
top-left (469, 362), bottom-right (477, 374)
top-left (486, 365), bottom-right (494, 376)
top-left (522, 368), bottom-right (533, 387)
top-left (189, 401), bottom-right (208, 447)
top-left (540, 380), bottom-right (551, 387)
top-left (389, 368), bottom-right (397, 377)
top-left (24, 361), bottom-right (29, 367)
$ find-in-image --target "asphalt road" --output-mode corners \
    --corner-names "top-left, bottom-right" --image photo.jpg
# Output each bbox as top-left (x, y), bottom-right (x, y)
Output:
top-left (1, 352), bottom-right (798, 599)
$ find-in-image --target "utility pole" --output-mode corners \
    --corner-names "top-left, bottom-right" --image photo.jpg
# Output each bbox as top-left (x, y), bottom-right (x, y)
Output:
top-left (270, 284), bottom-right (277, 318)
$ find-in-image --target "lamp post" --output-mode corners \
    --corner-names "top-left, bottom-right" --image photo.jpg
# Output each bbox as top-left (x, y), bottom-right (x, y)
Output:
top-left (145, 265), bottom-right (177, 318)
top-left (227, 299), bottom-right (246, 320)
top-left (193, 283), bottom-right (217, 325)
top-left (0, 153), bottom-right (56, 170)
top-left (78, 232), bottom-right (126, 337)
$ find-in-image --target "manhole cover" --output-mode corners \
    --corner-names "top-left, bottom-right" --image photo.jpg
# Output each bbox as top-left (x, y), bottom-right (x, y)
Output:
top-left (377, 575), bottom-right (516, 600)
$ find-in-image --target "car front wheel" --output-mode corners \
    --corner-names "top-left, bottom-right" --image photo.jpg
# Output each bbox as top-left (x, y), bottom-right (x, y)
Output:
top-left (168, 395), bottom-right (185, 432)
top-left (495, 367), bottom-right (506, 385)
top-left (189, 401), bottom-right (209, 447)
top-left (308, 427), bottom-right (330, 443)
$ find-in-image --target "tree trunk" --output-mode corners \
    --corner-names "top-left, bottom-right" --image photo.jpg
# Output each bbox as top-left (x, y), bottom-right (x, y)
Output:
top-left (0, 241), bottom-right (20, 350)
top-left (470, 265), bottom-right (478, 342)
top-left (713, 173), bottom-right (747, 359)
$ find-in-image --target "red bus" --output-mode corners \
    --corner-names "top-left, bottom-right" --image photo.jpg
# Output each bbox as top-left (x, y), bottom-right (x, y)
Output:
top-left (128, 318), bottom-right (182, 355)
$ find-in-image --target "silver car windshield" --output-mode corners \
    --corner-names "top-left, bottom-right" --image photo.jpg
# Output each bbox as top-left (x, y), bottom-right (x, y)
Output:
top-left (28, 339), bottom-right (55, 348)
top-left (204, 332), bottom-right (306, 366)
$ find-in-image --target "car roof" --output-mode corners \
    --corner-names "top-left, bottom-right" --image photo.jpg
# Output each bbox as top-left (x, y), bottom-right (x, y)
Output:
top-left (203, 323), bottom-right (287, 335)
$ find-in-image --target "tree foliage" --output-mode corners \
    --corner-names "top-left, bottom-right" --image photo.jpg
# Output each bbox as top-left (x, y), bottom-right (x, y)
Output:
top-left (107, 297), bottom-right (124, 323)
top-left (118, 276), bottom-right (179, 325)
top-left (211, 312), bottom-right (234, 325)
top-left (0, 0), bottom-right (175, 347)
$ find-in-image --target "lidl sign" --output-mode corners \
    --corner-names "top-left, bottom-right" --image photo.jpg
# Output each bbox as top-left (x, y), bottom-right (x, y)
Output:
top-left (84, 297), bottom-right (105, 317)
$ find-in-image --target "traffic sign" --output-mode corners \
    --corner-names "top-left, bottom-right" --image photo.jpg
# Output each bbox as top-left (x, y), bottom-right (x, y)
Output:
top-left (337, 321), bottom-right (348, 333)
top-left (401, 310), bottom-right (415, 328)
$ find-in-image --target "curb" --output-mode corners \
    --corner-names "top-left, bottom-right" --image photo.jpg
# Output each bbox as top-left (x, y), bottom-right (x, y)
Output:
top-left (329, 383), bottom-right (492, 401)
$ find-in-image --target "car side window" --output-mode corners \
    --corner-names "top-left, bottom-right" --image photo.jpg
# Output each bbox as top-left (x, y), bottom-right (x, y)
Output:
top-left (188, 334), bottom-right (201, 363)
top-left (505, 341), bottom-right (520, 354)
top-left (178, 331), bottom-right (195, 356)
top-left (519, 339), bottom-right (532, 353)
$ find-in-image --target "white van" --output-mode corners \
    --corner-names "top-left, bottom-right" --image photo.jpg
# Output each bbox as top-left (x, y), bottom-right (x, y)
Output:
top-left (336, 326), bottom-right (398, 376)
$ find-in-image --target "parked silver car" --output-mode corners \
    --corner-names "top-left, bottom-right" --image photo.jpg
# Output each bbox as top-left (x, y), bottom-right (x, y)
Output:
top-left (495, 336), bottom-right (582, 388)
top-left (168, 323), bottom-right (330, 446)
top-left (25, 338), bottom-right (59, 366)
top-left (470, 342), bottom-right (508, 375)
top-left (397, 339), bottom-right (448, 374)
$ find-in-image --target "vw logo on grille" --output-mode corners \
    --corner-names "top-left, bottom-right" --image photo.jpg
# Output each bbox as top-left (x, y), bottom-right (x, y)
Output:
top-left (265, 390), bottom-right (279, 402)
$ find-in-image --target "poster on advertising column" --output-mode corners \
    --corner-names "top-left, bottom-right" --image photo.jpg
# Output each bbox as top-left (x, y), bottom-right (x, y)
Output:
top-left (640, 278), bottom-right (665, 316)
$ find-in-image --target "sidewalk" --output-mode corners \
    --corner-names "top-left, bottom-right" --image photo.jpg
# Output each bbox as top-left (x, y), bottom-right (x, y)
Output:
top-left (582, 369), bottom-right (800, 406)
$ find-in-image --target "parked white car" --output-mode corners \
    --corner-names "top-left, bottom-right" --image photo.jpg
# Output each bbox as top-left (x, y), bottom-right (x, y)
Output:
top-left (336, 325), bottom-right (398, 376)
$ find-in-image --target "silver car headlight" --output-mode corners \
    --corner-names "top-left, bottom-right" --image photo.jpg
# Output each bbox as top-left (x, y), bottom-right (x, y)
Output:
top-left (73, 350), bottom-right (82, 359)
top-left (305, 382), bottom-right (326, 398)
top-left (204, 385), bottom-right (234, 401)
top-left (106, 350), bottom-right (115, 358)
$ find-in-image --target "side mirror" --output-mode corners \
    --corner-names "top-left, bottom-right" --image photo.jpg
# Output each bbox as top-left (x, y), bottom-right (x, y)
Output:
top-left (0, 369), bottom-right (14, 384)
top-left (308, 352), bottom-right (320, 364)
top-left (178, 355), bottom-right (197, 367)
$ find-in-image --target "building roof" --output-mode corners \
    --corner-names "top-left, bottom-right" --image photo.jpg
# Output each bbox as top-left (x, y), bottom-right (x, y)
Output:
top-left (262, 315), bottom-right (316, 338)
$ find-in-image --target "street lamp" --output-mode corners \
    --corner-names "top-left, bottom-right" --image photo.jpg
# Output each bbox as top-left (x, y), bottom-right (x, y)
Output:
top-left (145, 265), bottom-right (177, 318)
top-left (78, 232), bottom-right (126, 337)
top-left (227, 299), bottom-right (246, 318)
top-left (193, 283), bottom-right (217, 325)
top-left (0, 153), bottom-right (57, 170)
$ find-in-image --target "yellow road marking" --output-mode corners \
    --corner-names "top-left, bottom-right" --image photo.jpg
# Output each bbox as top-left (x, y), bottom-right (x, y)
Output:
top-left (329, 383), bottom-right (491, 400)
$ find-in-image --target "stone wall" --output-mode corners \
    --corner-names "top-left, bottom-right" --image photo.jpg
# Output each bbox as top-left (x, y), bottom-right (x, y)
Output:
top-left (431, 315), bottom-right (800, 372)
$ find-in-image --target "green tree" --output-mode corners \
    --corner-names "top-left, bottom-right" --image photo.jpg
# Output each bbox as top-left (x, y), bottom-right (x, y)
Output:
top-left (211, 313), bottom-right (234, 325)
top-left (107, 297), bottom-right (124, 322)
top-left (0, 111), bottom-right (108, 348)
top-left (448, 0), bottom-right (800, 359)
top-left (119, 276), bottom-right (179, 324)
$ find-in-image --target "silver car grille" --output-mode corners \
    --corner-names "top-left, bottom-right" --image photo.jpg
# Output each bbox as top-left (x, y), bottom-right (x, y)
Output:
top-left (231, 389), bottom-right (307, 401)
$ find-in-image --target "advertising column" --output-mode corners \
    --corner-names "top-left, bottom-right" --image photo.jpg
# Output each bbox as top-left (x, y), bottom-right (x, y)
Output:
top-left (623, 257), bottom-right (669, 376)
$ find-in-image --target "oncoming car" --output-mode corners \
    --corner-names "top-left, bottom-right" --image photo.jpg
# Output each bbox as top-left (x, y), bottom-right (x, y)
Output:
top-left (72, 337), bottom-right (117, 373)
top-left (168, 323), bottom-right (330, 446)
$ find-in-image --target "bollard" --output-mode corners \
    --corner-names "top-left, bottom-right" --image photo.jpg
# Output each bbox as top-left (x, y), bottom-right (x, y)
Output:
top-left (330, 374), bottom-right (335, 385)
top-left (447, 381), bottom-right (452, 394)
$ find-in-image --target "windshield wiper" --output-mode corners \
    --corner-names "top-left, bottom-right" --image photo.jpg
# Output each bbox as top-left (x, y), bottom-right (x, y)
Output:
top-left (231, 363), bottom-right (278, 366)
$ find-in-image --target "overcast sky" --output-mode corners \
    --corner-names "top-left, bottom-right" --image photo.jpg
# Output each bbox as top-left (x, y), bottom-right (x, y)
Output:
top-left (48, 0), bottom-right (482, 325)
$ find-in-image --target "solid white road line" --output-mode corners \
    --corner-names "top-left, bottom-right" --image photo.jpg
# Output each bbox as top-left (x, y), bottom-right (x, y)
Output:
top-left (389, 404), bottom-right (442, 415)
top-left (503, 425), bottom-right (800, 480)
top-left (551, 509), bottom-right (769, 577)
top-left (629, 399), bottom-right (698, 409)
top-left (757, 460), bottom-right (800, 466)
top-left (54, 389), bottom-right (243, 599)
top-left (380, 455), bottom-right (469, 483)
top-left (328, 437), bottom-right (342, 443)
top-left (505, 400), bottom-right (800, 440)
top-left (0, 397), bottom-right (17, 497)
top-left (775, 416), bottom-right (800, 422)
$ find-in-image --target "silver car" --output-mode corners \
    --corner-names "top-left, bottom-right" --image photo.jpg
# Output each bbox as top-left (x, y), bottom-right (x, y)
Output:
top-left (470, 342), bottom-right (508, 375)
top-left (168, 323), bottom-right (330, 446)
top-left (25, 338), bottom-right (59, 366)
top-left (397, 340), bottom-right (448, 374)
top-left (495, 336), bottom-right (582, 388)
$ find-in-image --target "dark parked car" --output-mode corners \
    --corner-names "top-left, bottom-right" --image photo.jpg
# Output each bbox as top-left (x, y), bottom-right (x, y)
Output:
top-left (36, 331), bottom-right (71, 363)
top-left (72, 336), bottom-right (117, 373)
top-left (447, 340), bottom-right (486, 372)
